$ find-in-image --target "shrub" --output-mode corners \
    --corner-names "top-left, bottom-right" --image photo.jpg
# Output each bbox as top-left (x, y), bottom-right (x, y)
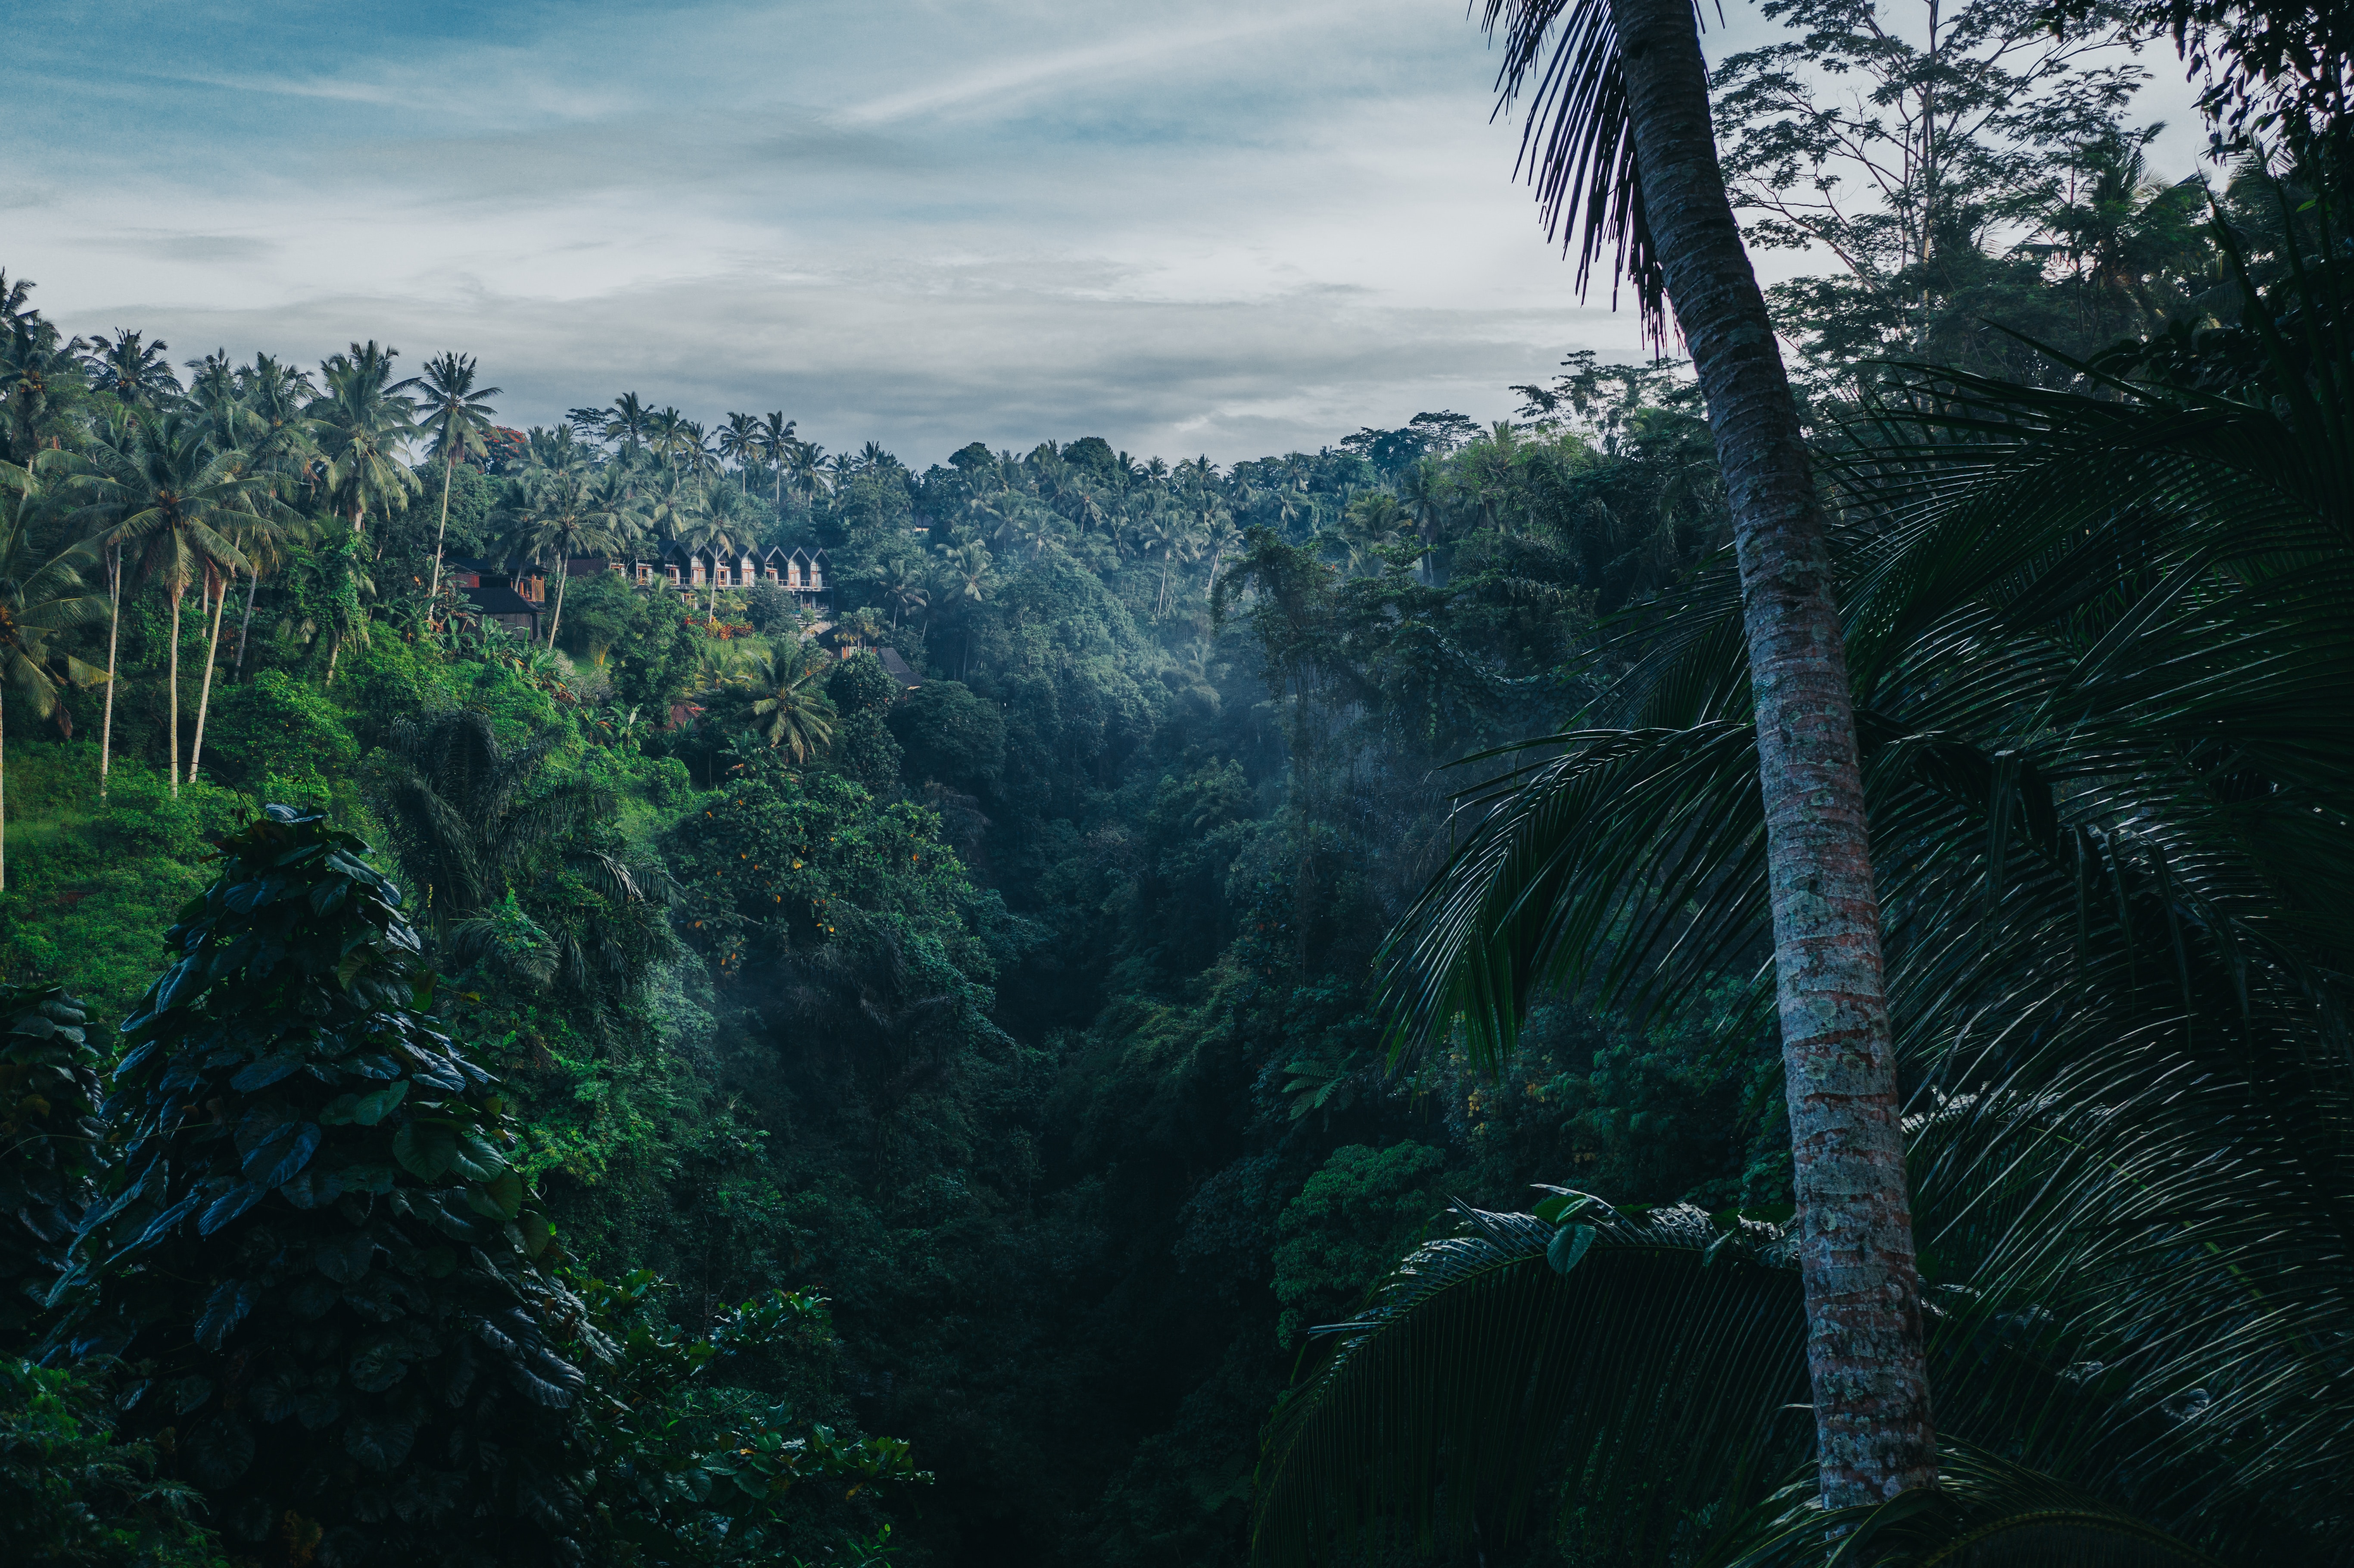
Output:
top-left (0, 1357), bottom-right (224, 1567)
top-left (205, 672), bottom-right (359, 795)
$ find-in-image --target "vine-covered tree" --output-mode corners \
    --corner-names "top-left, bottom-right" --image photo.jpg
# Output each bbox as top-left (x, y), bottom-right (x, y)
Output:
top-left (47, 808), bottom-right (588, 1568)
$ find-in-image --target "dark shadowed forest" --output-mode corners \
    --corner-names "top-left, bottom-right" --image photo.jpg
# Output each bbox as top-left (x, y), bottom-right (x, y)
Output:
top-left (3, 0), bottom-right (2351, 1564)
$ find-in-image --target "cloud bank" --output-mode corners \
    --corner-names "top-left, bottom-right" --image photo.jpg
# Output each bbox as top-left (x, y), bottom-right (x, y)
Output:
top-left (3, 0), bottom-right (2199, 465)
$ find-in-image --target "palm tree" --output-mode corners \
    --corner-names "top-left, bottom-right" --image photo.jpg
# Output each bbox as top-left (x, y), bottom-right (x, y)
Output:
top-left (230, 354), bottom-right (319, 671)
top-left (1398, 457), bottom-right (1450, 577)
top-left (1335, 492), bottom-right (1406, 576)
top-left (0, 314), bottom-right (89, 462)
top-left (308, 341), bottom-right (419, 534)
top-left (789, 441), bottom-right (828, 502)
top-left (937, 540), bottom-right (991, 605)
top-left (363, 711), bottom-right (638, 975)
top-left (745, 641), bottom-right (837, 762)
top-left (0, 454), bottom-right (102, 884)
top-left (181, 349), bottom-right (242, 446)
top-left (1343, 208), bottom-right (2354, 1559)
top-left (84, 329), bottom-right (181, 408)
top-left (414, 352), bottom-right (503, 607)
top-left (1140, 511), bottom-right (1190, 618)
top-left (719, 412), bottom-right (759, 492)
top-left (648, 408), bottom-right (691, 465)
top-left (499, 463), bottom-right (626, 650)
top-left (1379, 0), bottom-right (1934, 1500)
top-left (71, 410), bottom-right (255, 796)
top-left (1199, 516), bottom-right (1245, 598)
top-left (0, 271), bottom-right (34, 333)
top-left (869, 555), bottom-right (929, 631)
top-left (690, 516), bottom-right (737, 623)
top-left (934, 541), bottom-right (993, 678)
top-left (758, 412), bottom-right (797, 508)
top-left (604, 392), bottom-right (653, 456)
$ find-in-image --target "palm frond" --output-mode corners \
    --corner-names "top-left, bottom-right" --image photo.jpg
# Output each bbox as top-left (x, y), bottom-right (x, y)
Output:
top-left (1373, 259), bottom-right (2354, 1550)
top-left (1722, 1441), bottom-right (2224, 1568)
top-left (1479, 0), bottom-right (1677, 333)
top-left (1253, 1199), bottom-right (1809, 1568)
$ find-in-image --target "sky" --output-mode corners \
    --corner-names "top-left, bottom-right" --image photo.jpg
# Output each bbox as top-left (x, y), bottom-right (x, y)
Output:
top-left (2, 0), bottom-right (2207, 467)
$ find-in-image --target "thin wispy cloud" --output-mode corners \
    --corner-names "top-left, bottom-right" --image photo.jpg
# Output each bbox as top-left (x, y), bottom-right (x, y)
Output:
top-left (840, 6), bottom-right (1350, 127)
top-left (0, 0), bottom-right (2198, 464)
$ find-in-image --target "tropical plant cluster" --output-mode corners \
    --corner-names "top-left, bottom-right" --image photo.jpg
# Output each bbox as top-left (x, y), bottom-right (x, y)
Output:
top-left (0, 0), bottom-right (2347, 1559)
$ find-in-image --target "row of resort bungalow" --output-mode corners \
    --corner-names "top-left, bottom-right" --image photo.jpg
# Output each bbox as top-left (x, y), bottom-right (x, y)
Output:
top-left (448, 543), bottom-right (831, 641)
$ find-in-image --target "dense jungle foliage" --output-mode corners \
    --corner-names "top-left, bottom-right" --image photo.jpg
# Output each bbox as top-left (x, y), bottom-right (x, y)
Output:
top-left (1, 3), bottom-right (2343, 1557)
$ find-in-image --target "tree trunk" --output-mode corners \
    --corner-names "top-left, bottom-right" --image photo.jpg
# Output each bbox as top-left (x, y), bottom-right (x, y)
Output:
top-left (100, 544), bottom-right (120, 800)
top-left (430, 451), bottom-right (456, 612)
top-left (2, 687), bottom-right (8, 893)
top-left (235, 567), bottom-right (260, 674)
top-left (167, 582), bottom-right (183, 799)
top-left (548, 566), bottom-right (569, 651)
top-left (187, 567), bottom-right (230, 784)
top-left (1607, 0), bottom-right (1934, 1507)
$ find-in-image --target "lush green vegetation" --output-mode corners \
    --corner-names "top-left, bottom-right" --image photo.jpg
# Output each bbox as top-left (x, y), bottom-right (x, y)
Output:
top-left (0, 271), bottom-right (1779, 1566)
top-left (1, 0), bottom-right (2345, 1558)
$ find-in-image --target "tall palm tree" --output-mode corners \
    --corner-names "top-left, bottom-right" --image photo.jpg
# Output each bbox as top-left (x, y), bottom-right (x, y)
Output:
top-left (0, 454), bottom-right (102, 884)
top-left (71, 411), bottom-right (254, 796)
top-left (308, 341), bottom-right (419, 535)
top-left (745, 640), bottom-right (837, 762)
top-left (757, 412), bottom-right (797, 509)
top-left (719, 412), bottom-right (759, 493)
top-left (1140, 510), bottom-right (1190, 618)
top-left (0, 271), bottom-right (34, 333)
top-left (414, 352), bottom-right (502, 607)
top-left (1379, 0), bottom-right (1935, 1500)
top-left (648, 407), bottom-right (691, 465)
top-left (682, 511), bottom-right (738, 623)
top-left (499, 463), bottom-right (626, 651)
top-left (641, 461), bottom-right (704, 594)
top-left (187, 476), bottom-right (300, 787)
top-left (181, 349), bottom-right (242, 445)
top-left (789, 440), bottom-right (828, 502)
top-left (229, 354), bottom-right (319, 672)
top-left (1342, 204), bottom-right (2354, 1559)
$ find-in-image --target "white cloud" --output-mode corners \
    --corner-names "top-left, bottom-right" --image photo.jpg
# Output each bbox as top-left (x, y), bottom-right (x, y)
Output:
top-left (2, 0), bottom-right (2203, 464)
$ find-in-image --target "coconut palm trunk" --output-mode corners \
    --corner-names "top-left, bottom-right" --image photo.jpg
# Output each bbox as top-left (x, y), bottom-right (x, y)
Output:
top-left (546, 563), bottom-right (569, 651)
top-left (430, 450), bottom-right (456, 608)
top-left (1606, 0), bottom-right (1931, 1505)
top-left (187, 565), bottom-right (231, 784)
top-left (100, 543), bottom-right (120, 800)
top-left (235, 566), bottom-right (259, 673)
top-left (166, 580), bottom-right (184, 799)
